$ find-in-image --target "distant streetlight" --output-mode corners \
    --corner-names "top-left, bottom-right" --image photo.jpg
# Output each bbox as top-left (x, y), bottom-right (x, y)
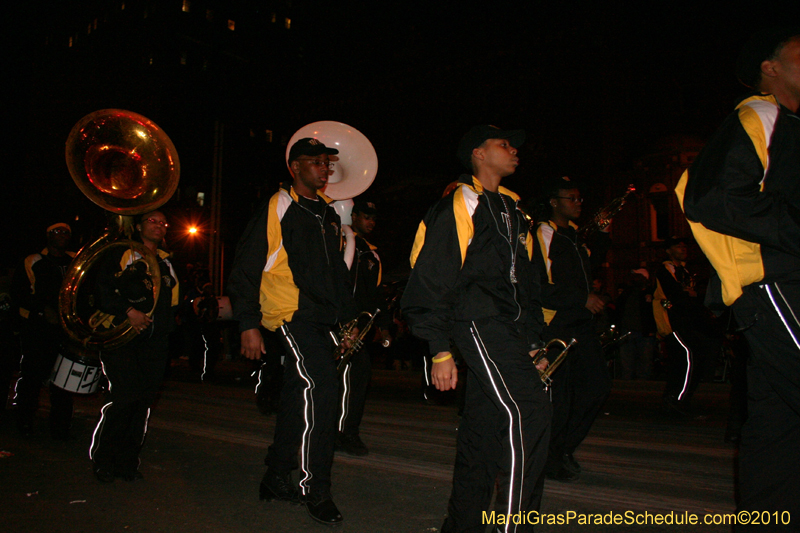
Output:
top-left (188, 226), bottom-right (198, 235)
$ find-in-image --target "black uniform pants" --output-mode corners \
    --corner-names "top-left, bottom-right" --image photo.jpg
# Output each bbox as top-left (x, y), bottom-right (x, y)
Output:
top-left (267, 320), bottom-right (339, 499)
top-left (732, 282), bottom-right (800, 530)
top-left (338, 345), bottom-right (371, 436)
top-left (90, 333), bottom-right (169, 474)
top-left (663, 326), bottom-right (717, 403)
top-left (1, 320), bottom-right (18, 414)
top-left (543, 320), bottom-right (611, 471)
top-left (442, 318), bottom-right (552, 533)
top-left (14, 319), bottom-right (73, 435)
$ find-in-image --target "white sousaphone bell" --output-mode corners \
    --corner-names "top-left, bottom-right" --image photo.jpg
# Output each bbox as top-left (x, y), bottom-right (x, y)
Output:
top-left (285, 121), bottom-right (378, 268)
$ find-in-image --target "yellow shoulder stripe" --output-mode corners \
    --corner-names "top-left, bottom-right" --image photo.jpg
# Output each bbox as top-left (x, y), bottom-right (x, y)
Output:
top-left (453, 185), bottom-right (476, 266)
top-left (409, 221), bottom-right (427, 269)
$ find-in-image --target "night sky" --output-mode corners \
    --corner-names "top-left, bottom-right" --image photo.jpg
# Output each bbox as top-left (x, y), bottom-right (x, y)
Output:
top-left (4, 0), bottom-right (800, 279)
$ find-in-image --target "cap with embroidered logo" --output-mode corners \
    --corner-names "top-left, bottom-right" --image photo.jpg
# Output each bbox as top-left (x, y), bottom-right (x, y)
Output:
top-left (288, 137), bottom-right (340, 164)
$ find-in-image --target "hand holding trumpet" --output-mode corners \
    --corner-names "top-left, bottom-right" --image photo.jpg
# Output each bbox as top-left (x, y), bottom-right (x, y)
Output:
top-left (339, 326), bottom-right (360, 352)
top-left (532, 350), bottom-right (549, 372)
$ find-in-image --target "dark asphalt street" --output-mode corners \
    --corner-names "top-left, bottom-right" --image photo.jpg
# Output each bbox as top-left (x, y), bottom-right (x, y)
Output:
top-left (1, 361), bottom-right (737, 532)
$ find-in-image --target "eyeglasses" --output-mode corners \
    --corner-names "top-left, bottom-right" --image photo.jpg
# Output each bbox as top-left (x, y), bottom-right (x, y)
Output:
top-left (143, 218), bottom-right (169, 228)
top-left (295, 158), bottom-right (333, 168)
top-left (48, 228), bottom-right (71, 235)
top-left (555, 196), bottom-right (584, 203)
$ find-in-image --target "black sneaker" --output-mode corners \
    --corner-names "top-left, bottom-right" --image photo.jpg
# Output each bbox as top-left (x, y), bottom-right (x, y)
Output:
top-left (662, 395), bottom-right (690, 416)
top-left (114, 467), bottom-right (144, 482)
top-left (545, 466), bottom-right (579, 483)
top-left (259, 470), bottom-right (301, 504)
top-left (563, 453), bottom-right (581, 474)
top-left (306, 494), bottom-right (343, 525)
top-left (94, 467), bottom-right (116, 483)
top-left (336, 432), bottom-right (369, 456)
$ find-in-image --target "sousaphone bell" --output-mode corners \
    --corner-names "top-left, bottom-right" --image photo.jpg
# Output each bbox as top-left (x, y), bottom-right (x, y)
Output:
top-left (60, 109), bottom-right (180, 350)
top-left (286, 121), bottom-right (378, 267)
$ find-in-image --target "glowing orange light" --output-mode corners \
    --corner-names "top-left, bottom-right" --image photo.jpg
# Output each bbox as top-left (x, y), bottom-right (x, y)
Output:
top-left (188, 226), bottom-right (198, 235)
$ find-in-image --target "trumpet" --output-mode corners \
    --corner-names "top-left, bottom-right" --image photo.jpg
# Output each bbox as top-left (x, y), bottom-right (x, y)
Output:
top-left (532, 338), bottom-right (577, 387)
top-left (333, 309), bottom-right (380, 375)
top-left (599, 324), bottom-right (632, 352)
top-left (578, 184), bottom-right (635, 241)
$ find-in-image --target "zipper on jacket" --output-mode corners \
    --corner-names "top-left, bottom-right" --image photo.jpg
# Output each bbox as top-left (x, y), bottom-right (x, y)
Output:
top-left (555, 231), bottom-right (591, 293)
top-left (484, 193), bottom-right (523, 321)
top-left (295, 200), bottom-right (331, 265)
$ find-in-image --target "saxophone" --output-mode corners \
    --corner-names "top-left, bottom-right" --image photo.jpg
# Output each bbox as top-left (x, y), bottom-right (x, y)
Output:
top-left (333, 309), bottom-right (380, 375)
top-left (578, 184), bottom-right (635, 241)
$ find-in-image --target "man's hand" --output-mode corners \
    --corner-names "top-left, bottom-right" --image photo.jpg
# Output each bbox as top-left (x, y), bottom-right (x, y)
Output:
top-left (431, 352), bottom-right (457, 391)
top-left (127, 308), bottom-right (153, 334)
top-left (530, 349), bottom-right (549, 372)
top-left (340, 326), bottom-right (359, 352)
top-left (585, 293), bottom-right (606, 314)
top-left (241, 328), bottom-right (265, 360)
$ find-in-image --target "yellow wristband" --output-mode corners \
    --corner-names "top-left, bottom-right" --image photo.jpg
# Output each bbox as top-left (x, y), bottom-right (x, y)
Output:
top-left (432, 353), bottom-right (452, 364)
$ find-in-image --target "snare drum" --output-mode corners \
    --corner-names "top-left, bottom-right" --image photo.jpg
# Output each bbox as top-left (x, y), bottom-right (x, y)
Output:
top-left (50, 348), bottom-right (102, 394)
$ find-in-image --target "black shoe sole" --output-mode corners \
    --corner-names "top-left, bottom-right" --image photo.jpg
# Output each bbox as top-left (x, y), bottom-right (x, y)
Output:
top-left (259, 482), bottom-right (302, 505)
top-left (94, 469), bottom-right (116, 483)
top-left (336, 447), bottom-right (369, 457)
top-left (545, 470), bottom-right (580, 483)
top-left (306, 501), bottom-right (343, 525)
top-left (116, 471), bottom-right (144, 482)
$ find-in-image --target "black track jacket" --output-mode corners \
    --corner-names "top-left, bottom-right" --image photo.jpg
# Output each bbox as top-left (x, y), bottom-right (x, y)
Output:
top-left (401, 175), bottom-right (545, 355)
top-left (228, 182), bottom-right (358, 332)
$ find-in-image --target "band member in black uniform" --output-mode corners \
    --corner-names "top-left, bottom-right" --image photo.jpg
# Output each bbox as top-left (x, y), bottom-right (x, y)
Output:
top-left (90, 211), bottom-right (179, 482)
top-left (533, 177), bottom-right (611, 482)
top-left (0, 267), bottom-right (17, 425)
top-left (228, 137), bottom-right (358, 526)
top-left (10, 223), bottom-right (75, 439)
top-left (336, 198), bottom-right (392, 456)
top-left (678, 28), bottom-right (800, 526)
top-left (402, 125), bottom-right (551, 533)
top-left (653, 236), bottom-right (717, 413)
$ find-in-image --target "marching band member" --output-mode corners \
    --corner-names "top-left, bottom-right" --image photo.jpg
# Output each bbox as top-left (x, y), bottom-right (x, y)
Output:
top-left (336, 198), bottom-right (391, 456)
top-left (90, 211), bottom-right (180, 482)
top-left (228, 137), bottom-right (358, 526)
top-left (11, 223), bottom-right (75, 439)
top-left (533, 177), bottom-right (611, 482)
top-left (402, 125), bottom-right (551, 533)
top-left (678, 27), bottom-right (800, 525)
top-left (653, 236), bottom-right (716, 414)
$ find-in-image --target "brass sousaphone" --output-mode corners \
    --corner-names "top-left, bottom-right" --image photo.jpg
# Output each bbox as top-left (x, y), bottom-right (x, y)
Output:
top-left (60, 109), bottom-right (180, 350)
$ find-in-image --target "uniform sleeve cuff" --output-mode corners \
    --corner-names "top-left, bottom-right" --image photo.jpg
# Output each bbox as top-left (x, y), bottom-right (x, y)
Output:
top-left (429, 339), bottom-right (450, 355)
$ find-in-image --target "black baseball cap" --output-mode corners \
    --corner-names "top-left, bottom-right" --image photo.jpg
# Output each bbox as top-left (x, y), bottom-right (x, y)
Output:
top-left (352, 199), bottom-right (377, 215)
top-left (543, 176), bottom-right (583, 197)
top-left (736, 27), bottom-right (800, 89)
top-left (457, 125), bottom-right (525, 170)
top-left (288, 138), bottom-right (339, 164)
top-left (664, 236), bottom-right (689, 248)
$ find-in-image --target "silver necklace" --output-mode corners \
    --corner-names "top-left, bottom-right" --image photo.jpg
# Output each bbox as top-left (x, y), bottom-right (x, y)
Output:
top-left (498, 194), bottom-right (518, 284)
